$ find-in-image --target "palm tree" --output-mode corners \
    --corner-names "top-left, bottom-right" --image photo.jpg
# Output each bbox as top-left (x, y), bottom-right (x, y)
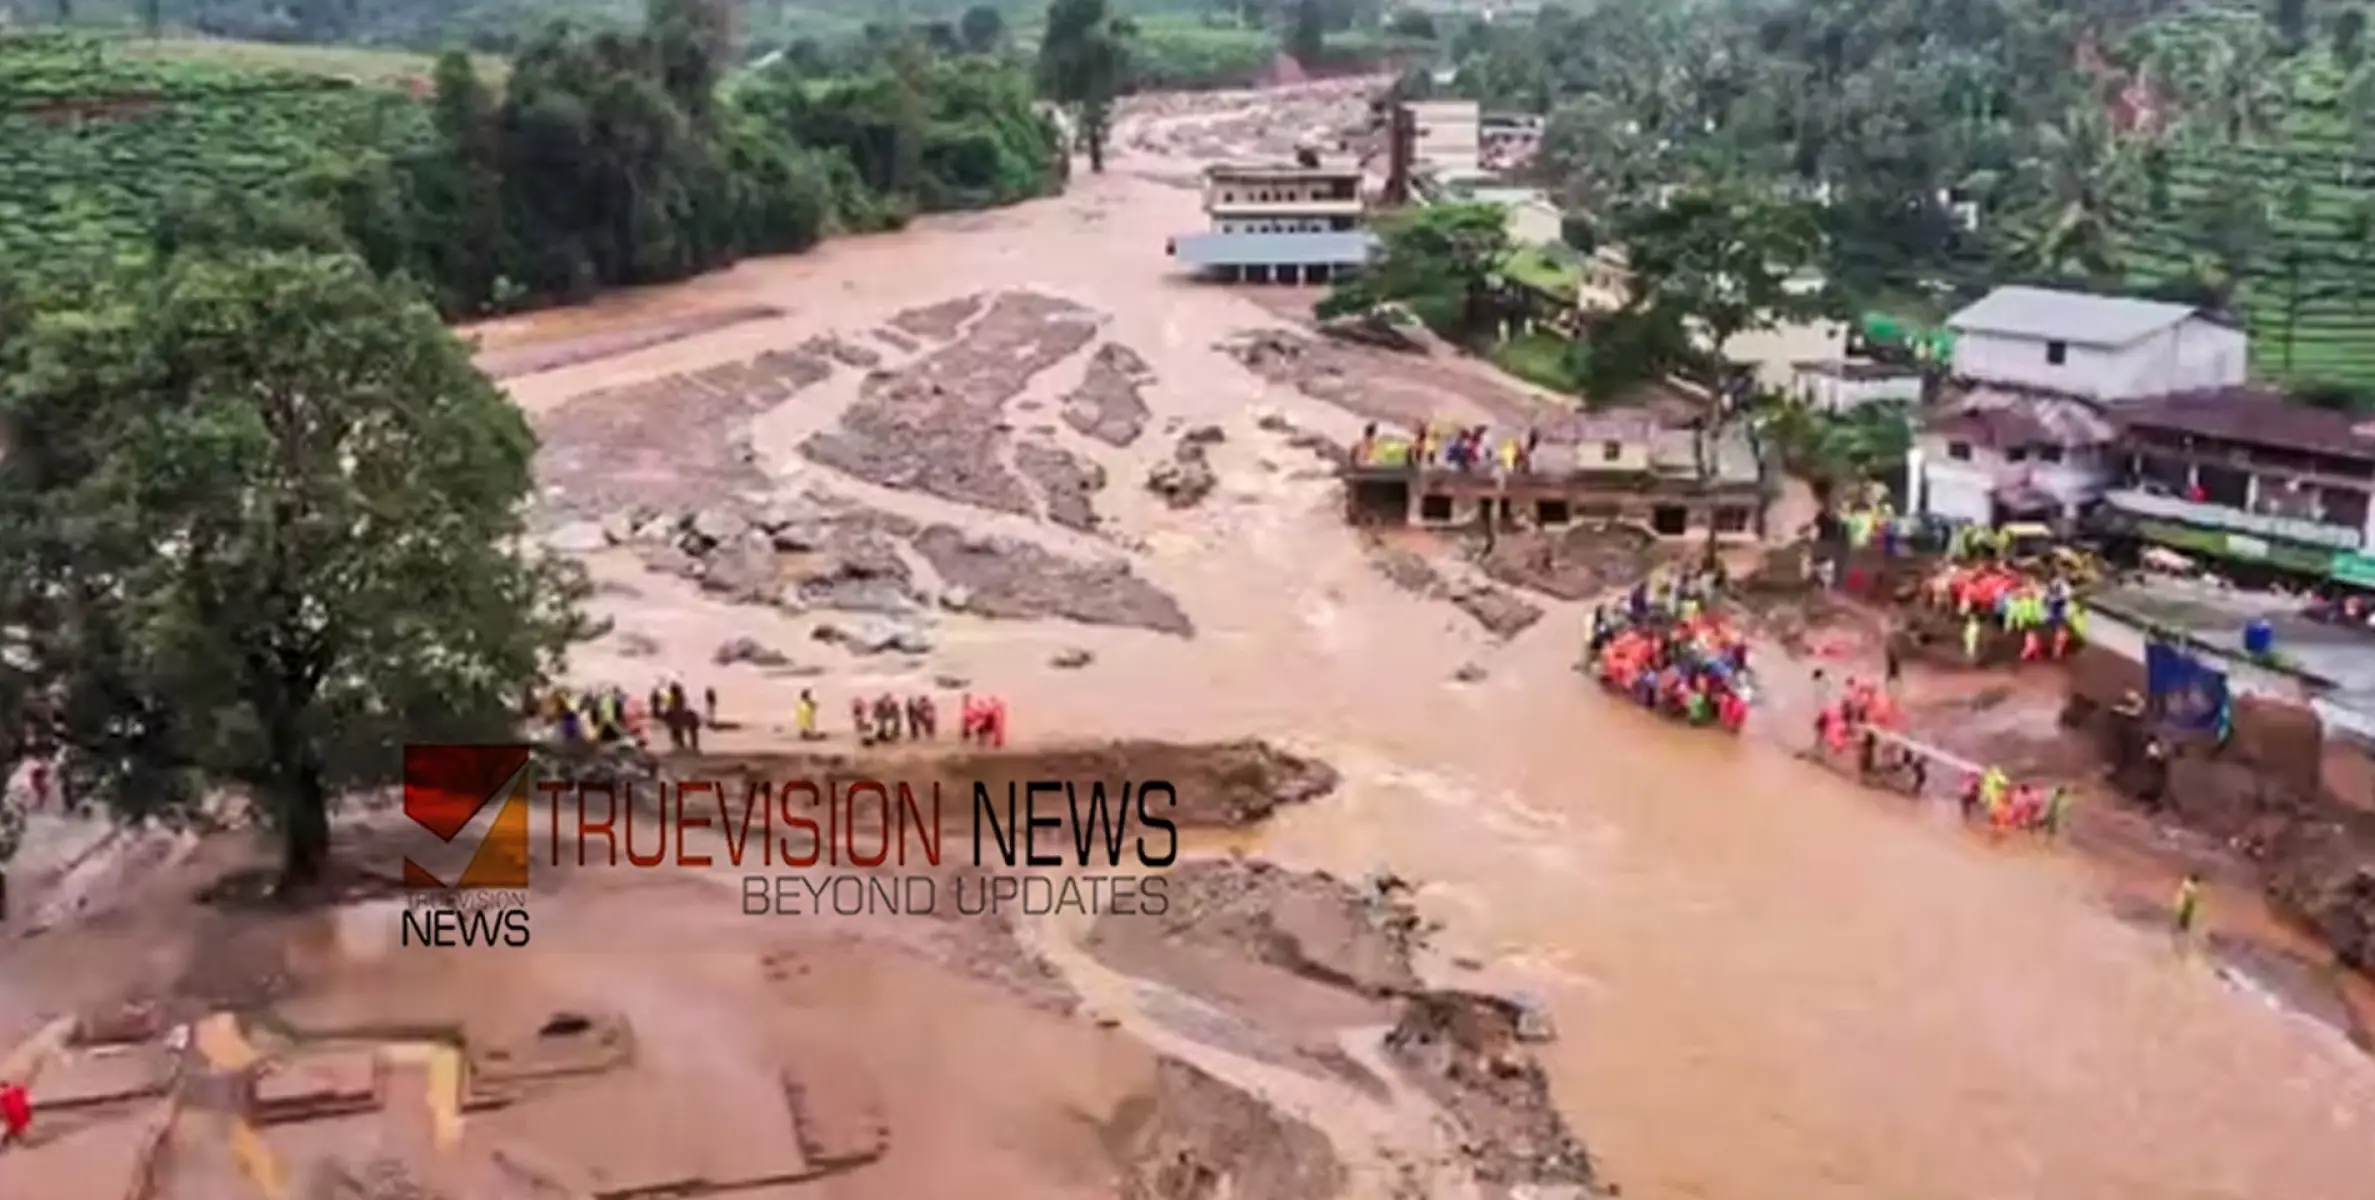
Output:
top-left (2199, 29), bottom-right (2282, 145)
top-left (2011, 103), bottom-right (2142, 280)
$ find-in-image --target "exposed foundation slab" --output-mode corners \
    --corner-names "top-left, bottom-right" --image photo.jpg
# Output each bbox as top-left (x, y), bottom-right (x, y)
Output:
top-left (781, 1061), bottom-right (889, 1171)
top-left (469, 1011), bottom-right (636, 1087)
top-left (33, 1044), bottom-right (176, 1110)
top-left (475, 1066), bottom-right (818, 1199)
top-left (250, 1049), bottom-right (384, 1125)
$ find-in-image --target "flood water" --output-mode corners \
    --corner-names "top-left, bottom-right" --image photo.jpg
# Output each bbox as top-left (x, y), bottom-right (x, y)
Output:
top-left (486, 88), bottom-right (2375, 1200)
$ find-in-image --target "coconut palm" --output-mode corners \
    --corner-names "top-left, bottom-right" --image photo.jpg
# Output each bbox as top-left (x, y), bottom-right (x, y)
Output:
top-left (2010, 102), bottom-right (2143, 279)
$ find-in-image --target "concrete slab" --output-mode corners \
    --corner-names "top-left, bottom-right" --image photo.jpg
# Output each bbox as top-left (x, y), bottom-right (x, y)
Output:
top-left (475, 1066), bottom-right (815, 1198)
top-left (781, 1063), bottom-right (889, 1171)
top-left (32, 1045), bottom-right (175, 1110)
top-left (469, 1011), bottom-right (635, 1086)
top-left (250, 1050), bottom-right (383, 1124)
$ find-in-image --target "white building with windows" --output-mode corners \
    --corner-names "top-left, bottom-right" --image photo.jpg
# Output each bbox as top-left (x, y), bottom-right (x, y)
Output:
top-left (1912, 286), bottom-right (2253, 524)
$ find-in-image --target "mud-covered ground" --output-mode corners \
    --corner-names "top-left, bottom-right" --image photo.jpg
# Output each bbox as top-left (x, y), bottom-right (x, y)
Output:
top-left (0, 741), bottom-right (1591, 1200)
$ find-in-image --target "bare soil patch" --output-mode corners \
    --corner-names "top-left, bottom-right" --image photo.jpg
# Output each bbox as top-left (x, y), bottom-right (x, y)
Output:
top-left (800, 291), bottom-right (1102, 520)
top-left (536, 348), bottom-right (832, 518)
top-left (1063, 343), bottom-right (1157, 448)
top-left (475, 304), bottom-right (783, 379)
top-left (1217, 329), bottom-right (1554, 429)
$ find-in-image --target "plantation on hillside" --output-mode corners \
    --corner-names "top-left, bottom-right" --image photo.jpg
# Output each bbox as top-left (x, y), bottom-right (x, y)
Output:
top-left (2120, 9), bottom-right (2375, 390)
top-left (0, 34), bottom-right (432, 273)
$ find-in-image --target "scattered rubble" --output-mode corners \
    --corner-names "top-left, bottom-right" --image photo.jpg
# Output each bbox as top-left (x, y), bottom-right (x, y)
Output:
top-left (712, 637), bottom-right (792, 667)
top-left (887, 294), bottom-right (987, 341)
top-left (1051, 647), bottom-right (1096, 669)
top-left (913, 525), bottom-right (1194, 637)
top-left (799, 334), bottom-right (883, 369)
top-left (1385, 991), bottom-right (1598, 1193)
top-left (812, 615), bottom-right (935, 657)
top-left (1062, 343), bottom-right (1157, 447)
top-left (1453, 662), bottom-right (1489, 683)
top-left (536, 348), bottom-right (832, 517)
top-left (1014, 440), bottom-right (1107, 531)
top-left (1146, 430), bottom-right (1220, 510)
top-left (1366, 543), bottom-right (1544, 639)
top-left (800, 292), bottom-right (1102, 519)
top-left (1093, 858), bottom-right (1422, 999)
top-left (1106, 1058), bottom-right (1349, 1200)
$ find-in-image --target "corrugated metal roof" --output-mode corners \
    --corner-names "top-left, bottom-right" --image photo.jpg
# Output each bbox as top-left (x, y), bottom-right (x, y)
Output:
top-left (1947, 285), bottom-right (2203, 348)
top-left (1171, 231), bottom-right (1377, 268)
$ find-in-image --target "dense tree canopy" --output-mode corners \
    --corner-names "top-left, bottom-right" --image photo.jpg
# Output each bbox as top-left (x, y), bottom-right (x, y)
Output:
top-left (1450, 0), bottom-right (2375, 390)
top-left (0, 249), bottom-right (584, 891)
top-left (1039, 0), bottom-right (1136, 171)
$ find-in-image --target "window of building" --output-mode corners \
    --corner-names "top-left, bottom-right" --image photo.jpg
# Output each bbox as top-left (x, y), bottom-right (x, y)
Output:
top-left (2045, 340), bottom-right (2068, 365)
top-left (2197, 463), bottom-right (2250, 508)
top-left (1947, 441), bottom-right (1973, 461)
top-left (2006, 446), bottom-right (2029, 463)
top-left (1713, 506), bottom-right (1751, 533)
top-left (1650, 505), bottom-right (1689, 536)
top-left (1418, 494), bottom-right (1454, 522)
top-left (2325, 486), bottom-right (2371, 531)
top-left (1601, 440), bottom-right (1624, 462)
top-left (2038, 444), bottom-right (2065, 464)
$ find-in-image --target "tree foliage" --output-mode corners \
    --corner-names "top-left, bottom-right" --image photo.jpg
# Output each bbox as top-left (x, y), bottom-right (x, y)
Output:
top-left (0, 249), bottom-right (584, 891)
top-left (1, 15), bottom-right (1065, 320)
top-left (1039, 0), bottom-right (1136, 171)
top-left (1319, 202), bottom-right (1512, 343)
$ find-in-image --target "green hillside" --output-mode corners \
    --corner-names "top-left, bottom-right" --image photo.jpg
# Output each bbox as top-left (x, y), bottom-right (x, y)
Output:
top-left (0, 33), bottom-right (433, 273)
top-left (2123, 8), bottom-right (2375, 388)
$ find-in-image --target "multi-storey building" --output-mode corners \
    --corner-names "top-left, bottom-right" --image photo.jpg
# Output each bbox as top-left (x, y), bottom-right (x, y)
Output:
top-left (1912, 285), bottom-right (2254, 525)
top-left (1168, 161), bottom-right (1375, 284)
top-left (2098, 387), bottom-right (2375, 581)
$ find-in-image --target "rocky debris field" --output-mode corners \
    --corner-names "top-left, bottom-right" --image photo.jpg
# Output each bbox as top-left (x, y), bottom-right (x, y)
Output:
top-left (1145, 425), bottom-right (1223, 509)
top-left (800, 291), bottom-right (1109, 523)
top-left (1385, 991), bottom-right (1597, 1192)
top-left (1365, 541), bottom-right (1545, 639)
top-left (1117, 79), bottom-right (1376, 162)
top-left (579, 486), bottom-right (1196, 641)
top-left (1476, 523), bottom-right (1683, 602)
top-left (1220, 329), bottom-right (1540, 431)
top-left (1064, 343), bottom-right (1157, 448)
top-left (1084, 857), bottom-right (1599, 1199)
top-left (536, 346), bottom-right (833, 517)
top-left (912, 525), bottom-right (1195, 637)
top-left (1107, 1057), bottom-right (1350, 1200)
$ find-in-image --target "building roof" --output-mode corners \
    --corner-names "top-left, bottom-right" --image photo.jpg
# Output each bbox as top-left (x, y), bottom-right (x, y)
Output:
top-left (1947, 285), bottom-right (2205, 348)
top-left (1925, 385), bottom-right (2115, 448)
top-left (1171, 230), bottom-right (1377, 269)
top-left (1794, 359), bottom-right (1922, 382)
top-left (2116, 386), bottom-right (2375, 463)
top-left (1205, 162), bottom-right (1363, 181)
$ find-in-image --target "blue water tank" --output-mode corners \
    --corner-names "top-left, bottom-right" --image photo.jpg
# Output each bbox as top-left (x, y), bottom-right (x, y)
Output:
top-left (2243, 619), bottom-right (2275, 657)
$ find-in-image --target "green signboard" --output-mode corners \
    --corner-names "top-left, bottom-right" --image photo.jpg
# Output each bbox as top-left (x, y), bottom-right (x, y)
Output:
top-left (2134, 519), bottom-right (2337, 575)
top-left (2334, 552), bottom-right (2375, 588)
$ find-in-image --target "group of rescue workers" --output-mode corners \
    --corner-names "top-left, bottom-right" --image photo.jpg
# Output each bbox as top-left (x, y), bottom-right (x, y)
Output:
top-left (1586, 571), bottom-right (1754, 732)
top-left (540, 682), bottom-right (1010, 751)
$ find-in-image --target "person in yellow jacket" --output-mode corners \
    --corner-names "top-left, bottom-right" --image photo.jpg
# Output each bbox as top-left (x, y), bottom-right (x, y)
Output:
top-left (2173, 873), bottom-right (2203, 940)
top-left (795, 689), bottom-right (820, 740)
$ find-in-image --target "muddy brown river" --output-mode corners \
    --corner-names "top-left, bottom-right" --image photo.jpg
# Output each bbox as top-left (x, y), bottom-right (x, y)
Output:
top-left (471, 85), bottom-right (2375, 1200)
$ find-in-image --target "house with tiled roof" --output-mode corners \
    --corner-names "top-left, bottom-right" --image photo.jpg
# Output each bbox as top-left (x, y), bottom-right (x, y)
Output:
top-left (1912, 285), bottom-right (2252, 525)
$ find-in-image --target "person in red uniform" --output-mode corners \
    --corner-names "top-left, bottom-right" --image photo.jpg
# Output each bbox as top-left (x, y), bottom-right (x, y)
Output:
top-left (0, 1078), bottom-right (32, 1148)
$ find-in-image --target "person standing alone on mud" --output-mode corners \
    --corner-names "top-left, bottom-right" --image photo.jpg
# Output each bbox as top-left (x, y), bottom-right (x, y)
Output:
top-left (2173, 872), bottom-right (2203, 945)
